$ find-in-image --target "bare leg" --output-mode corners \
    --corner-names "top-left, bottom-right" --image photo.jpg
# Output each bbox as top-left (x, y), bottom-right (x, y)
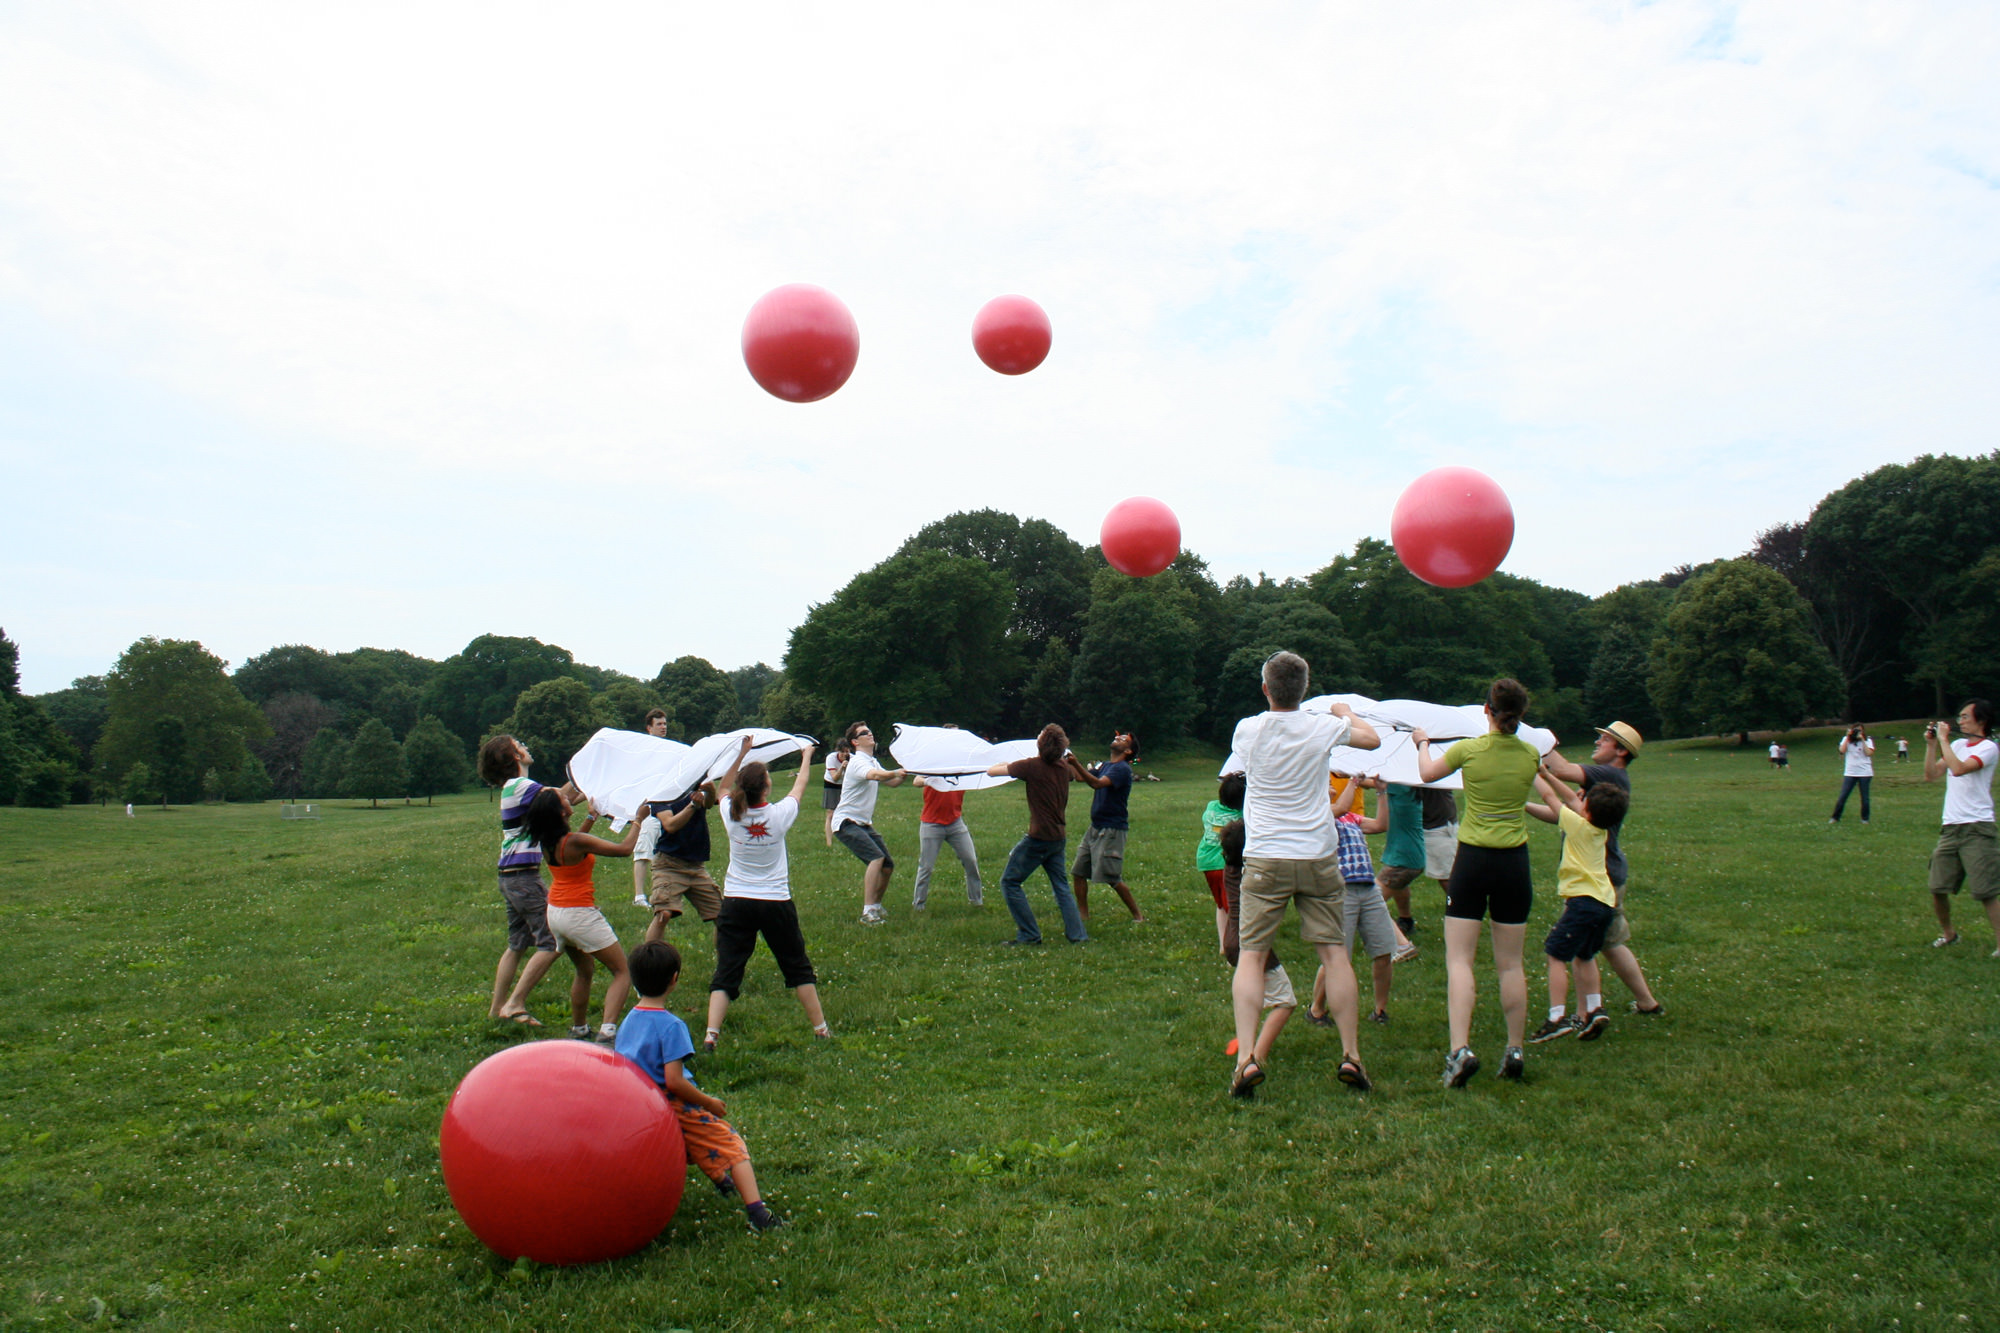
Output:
top-left (1933, 892), bottom-right (1956, 938)
top-left (728, 1158), bottom-right (764, 1205)
top-left (1232, 949), bottom-right (1271, 1070)
top-left (499, 949), bottom-right (559, 1018)
top-left (567, 947), bottom-right (594, 1028)
top-left (1313, 940), bottom-right (1362, 1064)
top-left (1073, 875), bottom-right (1091, 918)
top-left (1984, 896), bottom-right (2000, 950)
top-left (490, 948), bottom-right (523, 1017)
top-left (1110, 880), bottom-right (1144, 922)
top-left (795, 983), bottom-right (828, 1031)
top-left (1370, 953), bottom-right (1393, 1015)
top-left (592, 942), bottom-right (632, 1030)
top-left (1547, 955), bottom-right (1569, 1012)
top-left (632, 858), bottom-right (649, 903)
top-left (1491, 921), bottom-right (1529, 1050)
top-left (1252, 1005), bottom-right (1294, 1065)
top-left (643, 908), bottom-right (674, 946)
top-left (863, 859), bottom-right (889, 909)
top-left (1574, 957), bottom-right (1603, 1007)
top-left (706, 989), bottom-right (731, 1040)
top-left (1444, 916), bottom-right (1482, 1050)
top-left (824, 808), bottom-right (835, 847)
top-left (1215, 907), bottom-right (1230, 956)
top-left (1309, 964), bottom-right (1327, 1019)
top-left (1601, 944), bottom-right (1657, 1008)
top-left (1380, 877), bottom-right (1411, 920)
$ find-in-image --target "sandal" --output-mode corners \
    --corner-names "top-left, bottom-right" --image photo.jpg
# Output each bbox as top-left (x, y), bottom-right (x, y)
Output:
top-left (1392, 942), bottom-right (1419, 964)
top-left (1230, 1059), bottom-right (1265, 1099)
top-left (1337, 1058), bottom-right (1372, 1093)
top-left (504, 1011), bottom-right (544, 1028)
top-left (1932, 932), bottom-right (1961, 948)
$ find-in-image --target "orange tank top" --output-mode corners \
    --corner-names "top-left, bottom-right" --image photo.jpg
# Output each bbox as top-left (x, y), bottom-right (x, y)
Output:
top-left (545, 835), bottom-right (597, 909)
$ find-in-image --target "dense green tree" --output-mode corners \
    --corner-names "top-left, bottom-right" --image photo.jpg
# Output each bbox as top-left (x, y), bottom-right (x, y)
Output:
top-left (372, 682), bottom-right (420, 737)
top-left (341, 718), bottom-right (407, 805)
top-left (788, 549), bottom-right (1016, 733)
top-left (17, 757), bottom-right (71, 808)
top-left (1070, 567), bottom-right (1200, 746)
top-left (729, 663), bottom-right (780, 721)
top-left (98, 638), bottom-right (269, 794)
top-left (498, 677), bottom-right (601, 785)
top-left (652, 657), bottom-right (741, 739)
top-left (150, 716), bottom-right (196, 805)
top-left (1582, 623), bottom-right (1662, 740)
top-left (402, 715), bottom-right (470, 803)
top-left (1588, 582), bottom-right (1677, 642)
top-left (37, 675), bottom-right (108, 771)
top-left (1018, 639), bottom-right (1078, 735)
top-left (421, 635), bottom-right (584, 750)
top-left (233, 645), bottom-right (352, 706)
top-left (756, 676), bottom-right (829, 739)
top-left (300, 728), bottom-right (350, 798)
top-left (120, 762), bottom-right (157, 807)
top-left (595, 679), bottom-right (669, 734)
top-left (201, 767), bottom-right (227, 803)
top-left (899, 510), bottom-right (1098, 651)
top-left (256, 692), bottom-right (341, 799)
top-left (225, 753), bottom-right (272, 803)
top-left (1647, 560), bottom-right (1844, 740)
top-left (1210, 599), bottom-right (1366, 735)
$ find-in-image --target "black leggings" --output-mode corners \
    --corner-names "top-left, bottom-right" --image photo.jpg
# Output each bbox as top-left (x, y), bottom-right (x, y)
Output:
top-left (709, 897), bottom-right (817, 999)
top-left (1443, 842), bottom-right (1534, 926)
top-left (1831, 776), bottom-right (1872, 822)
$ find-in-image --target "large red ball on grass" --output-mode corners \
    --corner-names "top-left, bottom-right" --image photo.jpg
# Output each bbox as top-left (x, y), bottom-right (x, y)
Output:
top-left (1100, 497), bottom-right (1181, 578)
top-left (439, 1042), bottom-right (685, 1265)
top-left (741, 284), bottom-right (860, 402)
top-left (971, 295), bottom-right (1052, 375)
top-left (1390, 466), bottom-right (1515, 588)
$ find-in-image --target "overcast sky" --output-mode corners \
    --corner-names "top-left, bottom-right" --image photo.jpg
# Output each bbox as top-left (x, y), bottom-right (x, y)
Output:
top-left (4, 2), bottom-right (1997, 695)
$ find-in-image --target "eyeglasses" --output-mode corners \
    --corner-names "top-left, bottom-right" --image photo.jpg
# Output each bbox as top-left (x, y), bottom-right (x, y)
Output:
top-left (855, 728), bottom-right (872, 736)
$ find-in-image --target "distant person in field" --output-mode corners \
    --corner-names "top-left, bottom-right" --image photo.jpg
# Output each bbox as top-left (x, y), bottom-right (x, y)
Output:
top-left (1415, 677), bottom-right (1540, 1087)
top-left (832, 722), bottom-right (908, 926)
top-left (821, 740), bottom-right (849, 847)
top-left (985, 724), bottom-right (1093, 946)
top-left (632, 708), bottom-right (673, 907)
top-left (1769, 740), bottom-right (1783, 769)
top-left (1196, 772), bottom-right (1247, 954)
top-left (479, 735), bottom-right (579, 1027)
top-left (1897, 735), bottom-right (1910, 763)
top-left (1071, 732), bottom-right (1145, 923)
top-left (521, 785), bottom-right (652, 1043)
top-left (1524, 767), bottom-right (1630, 1048)
top-left (1226, 650), bottom-right (1381, 1098)
top-left (1925, 700), bottom-right (2000, 953)
top-left (1216, 818), bottom-right (1295, 1076)
top-left (1541, 722), bottom-right (1662, 1016)
top-left (910, 769), bottom-right (984, 910)
top-left (1830, 722), bottom-right (1876, 825)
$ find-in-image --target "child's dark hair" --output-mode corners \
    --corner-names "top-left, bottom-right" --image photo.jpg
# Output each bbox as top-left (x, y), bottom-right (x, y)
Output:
top-left (1583, 782), bottom-right (1629, 830)
top-left (1037, 723), bottom-right (1068, 763)
top-left (730, 761), bottom-right (771, 820)
top-left (477, 735), bottom-right (522, 787)
top-left (1218, 818), bottom-right (1246, 870)
top-left (628, 940), bottom-right (683, 998)
top-left (1487, 678), bottom-right (1530, 734)
top-left (521, 787), bottom-right (571, 864)
top-left (1218, 772), bottom-right (1246, 809)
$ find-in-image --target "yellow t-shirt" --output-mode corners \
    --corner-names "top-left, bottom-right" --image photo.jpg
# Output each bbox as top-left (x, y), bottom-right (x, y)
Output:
top-left (1556, 805), bottom-right (1616, 906)
top-left (1440, 732), bottom-right (1540, 849)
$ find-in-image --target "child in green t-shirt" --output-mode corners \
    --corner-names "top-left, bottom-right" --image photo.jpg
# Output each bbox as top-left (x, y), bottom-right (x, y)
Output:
top-left (1195, 772), bottom-right (1245, 957)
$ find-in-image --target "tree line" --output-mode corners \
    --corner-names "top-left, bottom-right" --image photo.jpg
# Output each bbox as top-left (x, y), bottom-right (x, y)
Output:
top-left (4, 451), bottom-right (1993, 808)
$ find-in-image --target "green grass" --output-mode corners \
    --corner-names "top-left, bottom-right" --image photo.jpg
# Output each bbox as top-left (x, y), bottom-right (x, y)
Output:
top-left (3, 724), bottom-right (1998, 1331)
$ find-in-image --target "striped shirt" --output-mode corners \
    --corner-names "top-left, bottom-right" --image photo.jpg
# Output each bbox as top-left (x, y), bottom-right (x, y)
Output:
top-left (498, 776), bottom-right (545, 871)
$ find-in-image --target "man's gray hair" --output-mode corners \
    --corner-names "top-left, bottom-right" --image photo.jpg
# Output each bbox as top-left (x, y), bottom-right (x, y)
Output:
top-left (1262, 651), bottom-right (1309, 709)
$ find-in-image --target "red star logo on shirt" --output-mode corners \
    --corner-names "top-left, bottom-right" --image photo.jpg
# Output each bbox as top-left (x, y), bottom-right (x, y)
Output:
top-left (746, 820), bottom-right (770, 839)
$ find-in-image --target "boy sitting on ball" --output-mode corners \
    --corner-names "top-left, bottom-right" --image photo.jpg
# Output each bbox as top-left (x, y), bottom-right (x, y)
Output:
top-left (614, 940), bottom-right (786, 1232)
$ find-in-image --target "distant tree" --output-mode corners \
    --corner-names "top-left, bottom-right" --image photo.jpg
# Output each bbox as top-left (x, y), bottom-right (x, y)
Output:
top-left (595, 679), bottom-right (669, 734)
top-left (1647, 560), bottom-right (1845, 741)
top-left (121, 761), bottom-right (157, 807)
top-left (37, 675), bottom-right (108, 771)
top-left (756, 675), bottom-right (828, 739)
top-left (151, 715), bottom-right (197, 805)
top-left (225, 753), bottom-right (272, 803)
top-left (300, 728), bottom-right (350, 798)
top-left (1017, 639), bottom-right (1078, 735)
top-left (341, 718), bottom-right (408, 806)
top-left (1071, 567), bottom-right (1200, 746)
top-left (403, 715), bottom-right (470, 803)
top-left (1210, 598), bottom-right (1365, 735)
top-left (498, 677), bottom-right (601, 785)
top-left (1582, 623), bottom-right (1662, 740)
top-left (729, 663), bottom-right (781, 721)
top-left (420, 635), bottom-right (584, 751)
top-left (201, 767), bottom-right (228, 803)
top-left (652, 657), bottom-right (741, 739)
top-left (98, 638), bottom-right (270, 795)
top-left (255, 692), bottom-right (342, 799)
top-left (1587, 582), bottom-right (1677, 643)
top-left (0, 698), bottom-right (20, 807)
top-left (373, 682), bottom-right (420, 738)
top-left (233, 645), bottom-right (352, 707)
top-left (787, 550), bottom-right (1015, 733)
top-left (17, 757), bottom-right (71, 809)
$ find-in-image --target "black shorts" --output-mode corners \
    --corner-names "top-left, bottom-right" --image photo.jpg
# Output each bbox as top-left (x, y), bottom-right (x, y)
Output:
top-left (709, 896), bottom-right (817, 999)
top-left (1543, 895), bottom-right (1616, 962)
top-left (1443, 842), bottom-right (1533, 926)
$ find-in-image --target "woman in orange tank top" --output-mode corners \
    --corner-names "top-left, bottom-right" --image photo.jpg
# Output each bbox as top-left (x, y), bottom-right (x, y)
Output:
top-left (522, 788), bottom-right (653, 1043)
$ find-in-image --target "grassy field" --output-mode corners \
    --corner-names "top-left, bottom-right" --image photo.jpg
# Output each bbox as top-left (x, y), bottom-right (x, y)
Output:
top-left (3, 723), bottom-right (1998, 1331)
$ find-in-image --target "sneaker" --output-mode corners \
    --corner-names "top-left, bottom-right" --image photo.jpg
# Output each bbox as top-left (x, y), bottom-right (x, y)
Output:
top-left (1305, 1008), bottom-right (1334, 1028)
top-left (860, 908), bottom-right (887, 926)
top-left (1575, 1008), bottom-right (1609, 1041)
top-left (1499, 1047), bottom-right (1525, 1080)
top-left (747, 1206), bottom-right (788, 1233)
top-left (1629, 1000), bottom-right (1666, 1016)
top-left (1932, 932), bottom-right (1960, 948)
top-left (595, 1022), bottom-right (618, 1045)
top-left (1528, 1015), bottom-right (1574, 1044)
top-left (1391, 942), bottom-right (1419, 964)
top-left (568, 1025), bottom-right (591, 1040)
top-left (633, 892), bottom-right (650, 907)
top-left (1442, 1046), bottom-right (1480, 1088)
top-left (1368, 1009), bottom-right (1390, 1025)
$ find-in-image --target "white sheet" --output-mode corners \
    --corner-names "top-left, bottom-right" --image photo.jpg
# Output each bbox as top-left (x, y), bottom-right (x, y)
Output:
top-left (567, 726), bottom-right (816, 825)
top-left (886, 724), bottom-right (1041, 792)
top-left (1221, 694), bottom-right (1557, 788)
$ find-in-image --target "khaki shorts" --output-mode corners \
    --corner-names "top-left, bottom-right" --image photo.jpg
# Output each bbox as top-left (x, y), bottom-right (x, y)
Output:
top-left (1424, 825), bottom-right (1458, 881)
top-left (546, 905), bottom-right (619, 954)
top-left (1376, 863), bottom-right (1422, 896)
top-left (1931, 822), bottom-right (2000, 902)
top-left (1238, 856), bottom-right (1346, 953)
top-left (650, 857), bottom-right (724, 922)
top-left (1070, 826), bottom-right (1128, 883)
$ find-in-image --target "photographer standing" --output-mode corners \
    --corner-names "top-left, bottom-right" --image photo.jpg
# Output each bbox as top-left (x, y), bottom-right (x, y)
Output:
top-left (1830, 723), bottom-right (1876, 825)
top-left (1925, 702), bottom-right (1999, 951)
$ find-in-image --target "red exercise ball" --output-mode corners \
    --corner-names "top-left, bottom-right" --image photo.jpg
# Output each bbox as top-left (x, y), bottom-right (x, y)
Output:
top-left (439, 1041), bottom-right (685, 1265)
top-left (741, 284), bottom-right (860, 403)
top-left (971, 295), bottom-right (1052, 375)
top-left (1100, 496), bottom-right (1181, 578)
top-left (1390, 466), bottom-right (1515, 588)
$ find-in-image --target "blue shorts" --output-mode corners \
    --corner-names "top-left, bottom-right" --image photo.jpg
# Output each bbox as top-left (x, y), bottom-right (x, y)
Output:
top-left (835, 821), bottom-right (893, 870)
top-left (1544, 895), bottom-right (1616, 963)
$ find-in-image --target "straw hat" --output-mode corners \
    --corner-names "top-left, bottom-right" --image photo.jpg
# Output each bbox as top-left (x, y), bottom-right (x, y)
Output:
top-left (1595, 721), bottom-right (1644, 757)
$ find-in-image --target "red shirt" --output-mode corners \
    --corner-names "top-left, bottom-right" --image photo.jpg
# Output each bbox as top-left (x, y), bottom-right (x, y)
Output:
top-left (921, 786), bottom-right (965, 825)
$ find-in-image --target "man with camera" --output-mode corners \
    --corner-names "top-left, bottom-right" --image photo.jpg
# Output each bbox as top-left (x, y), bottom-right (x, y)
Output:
top-left (1925, 701), bottom-right (2000, 951)
top-left (1830, 722), bottom-right (1875, 825)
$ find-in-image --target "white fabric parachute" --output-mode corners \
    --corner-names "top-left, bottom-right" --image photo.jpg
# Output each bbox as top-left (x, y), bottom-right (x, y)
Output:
top-left (885, 724), bottom-right (1040, 792)
top-left (566, 726), bottom-right (816, 826)
top-left (1220, 694), bottom-right (1558, 789)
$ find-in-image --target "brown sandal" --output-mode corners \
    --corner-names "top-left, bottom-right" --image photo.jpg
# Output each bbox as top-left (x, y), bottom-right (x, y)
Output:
top-left (1230, 1059), bottom-right (1265, 1099)
top-left (1337, 1057), bottom-right (1372, 1092)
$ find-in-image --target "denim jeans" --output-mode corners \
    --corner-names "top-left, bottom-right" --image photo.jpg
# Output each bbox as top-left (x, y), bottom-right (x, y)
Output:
top-left (1831, 775), bottom-right (1872, 822)
top-left (999, 836), bottom-right (1088, 943)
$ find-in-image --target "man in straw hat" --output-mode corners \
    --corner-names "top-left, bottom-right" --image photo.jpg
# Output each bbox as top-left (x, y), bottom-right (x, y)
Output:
top-left (1541, 721), bottom-right (1664, 1022)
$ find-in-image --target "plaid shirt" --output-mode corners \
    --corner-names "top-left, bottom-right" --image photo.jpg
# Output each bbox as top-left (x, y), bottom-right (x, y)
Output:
top-left (1332, 815), bottom-right (1374, 885)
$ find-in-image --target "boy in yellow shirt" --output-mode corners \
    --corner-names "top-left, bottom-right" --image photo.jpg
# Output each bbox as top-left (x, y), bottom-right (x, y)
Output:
top-left (1525, 768), bottom-right (1630, 1045)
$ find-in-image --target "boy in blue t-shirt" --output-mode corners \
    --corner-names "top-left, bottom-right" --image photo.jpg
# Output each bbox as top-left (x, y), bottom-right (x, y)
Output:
top-left (615, 941), bottom-right (786, 1232)
top-left (1070, 732), bottom-right (1145, 922)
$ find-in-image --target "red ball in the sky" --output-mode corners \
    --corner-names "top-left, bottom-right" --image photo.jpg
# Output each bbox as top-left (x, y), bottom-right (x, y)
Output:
top-left (1390, 466), bottom-right (1515, 588)
top-left (971, 295), bottom-right (1052, 375)
top-left (741, 284), bottom-right (860, 402)
top-left (1100, 496), bottom-right (1181, 578)
top-left (439, 1041), bottom-right (686, 1265)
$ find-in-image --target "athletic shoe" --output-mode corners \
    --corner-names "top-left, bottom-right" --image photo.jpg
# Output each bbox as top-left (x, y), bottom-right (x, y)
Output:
top-left (1305, 1008), bottom-right (1334, 1028)
top-left (1629, 1000), bottom-right (1666, 1016)
top-left (860, 908), bottom-right (887, 926)
top-left (1368, 1009), bottom-right (1390, 1025)
top-left (1391, 942), bottom-right (1419, 964)
top-left (1499, 1047), bottom-right (1525, 1080)
top-left (568, 1025), bottom-right (591, 1040)
top-left (633, 893), bottom-right (650, 907)
top-left (1575, 1008), bottom-right (1609, 1041)
top-left (747, 1207), bottom-right (789, 1233)
top-left (1528, 1015), bottom-right (1574, 1044)
top-left (1442, 1047), bottom-right (1480, 1088)
top-left (594, 1022), bottom-right (618, 1045)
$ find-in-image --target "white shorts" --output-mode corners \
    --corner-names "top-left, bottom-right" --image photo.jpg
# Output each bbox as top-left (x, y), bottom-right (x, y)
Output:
top-left (546, 905), bottom-right (619, 954)
top-left (1263, 963), bottom-right (1297, 1010)
top-left (1424, 825), bottom-right (1458, 882)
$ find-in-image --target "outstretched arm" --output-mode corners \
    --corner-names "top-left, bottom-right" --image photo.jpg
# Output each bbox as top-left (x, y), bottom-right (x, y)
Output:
top-left (1355, 778), bottom-right (1389, 834)
top-left (786, 744), bottom-right (818, 804)
top-left (713, 736), bottom-right (756, 796)
top-left (1327, 703), bottom-right (1380, 751)
top-left (1329, 777), bottom-right (1360, 818)
top-left (1070, 755), bottom-right (1111, 788)
top-left (1412, 730), bottom-right (1454, 784)
top-left (566, 802), bottom-right (655, 857)
top-left (1541, 747), bottom-right (1587, 784)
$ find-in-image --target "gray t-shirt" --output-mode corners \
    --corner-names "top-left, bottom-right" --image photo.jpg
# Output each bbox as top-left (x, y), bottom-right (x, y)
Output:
top-left (1580, 764), bottom-right (1630, 887)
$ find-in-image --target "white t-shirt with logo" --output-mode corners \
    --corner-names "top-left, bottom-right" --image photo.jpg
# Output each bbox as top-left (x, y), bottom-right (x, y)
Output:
top-left (1842, 736), bottom-right (1875, 778)
top-left (719, 796), bottom-right (799, 899)
top-left (834, 752), bottom-right (886, 830)
top-left (1943, 738), bottom-right (2000, 826)
top-left (1229, 709), bottom-right (1355, 859)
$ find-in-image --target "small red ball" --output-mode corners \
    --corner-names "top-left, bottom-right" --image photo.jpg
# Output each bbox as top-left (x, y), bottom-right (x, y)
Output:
top-left (1100, 497), bottom-right (1181, 578)
top-left (1390, 467), bottom-right (1515, 588)
top-left (741, 284), bottom-right (860, 403)
top-left (971, 295), bottom-right (1052, 375)
top-left (439, 1042), bottom-right (686, 1265)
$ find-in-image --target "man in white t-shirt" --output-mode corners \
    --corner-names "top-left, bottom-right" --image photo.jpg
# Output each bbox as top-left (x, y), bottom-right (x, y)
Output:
top-left (1830, 723), bottom-right (1875, 825)
top-left (1925, 699), bottom-right (2000, 952)
top-left (1225, 651), bottom-right (1380, 1098)
top-left (832, 722), bottom-right (908, 925)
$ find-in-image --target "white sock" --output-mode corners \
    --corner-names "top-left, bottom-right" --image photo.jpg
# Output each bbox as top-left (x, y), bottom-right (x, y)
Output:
top-left (1548, 1005), bottom-right (1565, 1022)
top-left (705, 1028), bottom-right (721, 1042)
top-left (1584, 993), bottom-right (1602, 1013)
